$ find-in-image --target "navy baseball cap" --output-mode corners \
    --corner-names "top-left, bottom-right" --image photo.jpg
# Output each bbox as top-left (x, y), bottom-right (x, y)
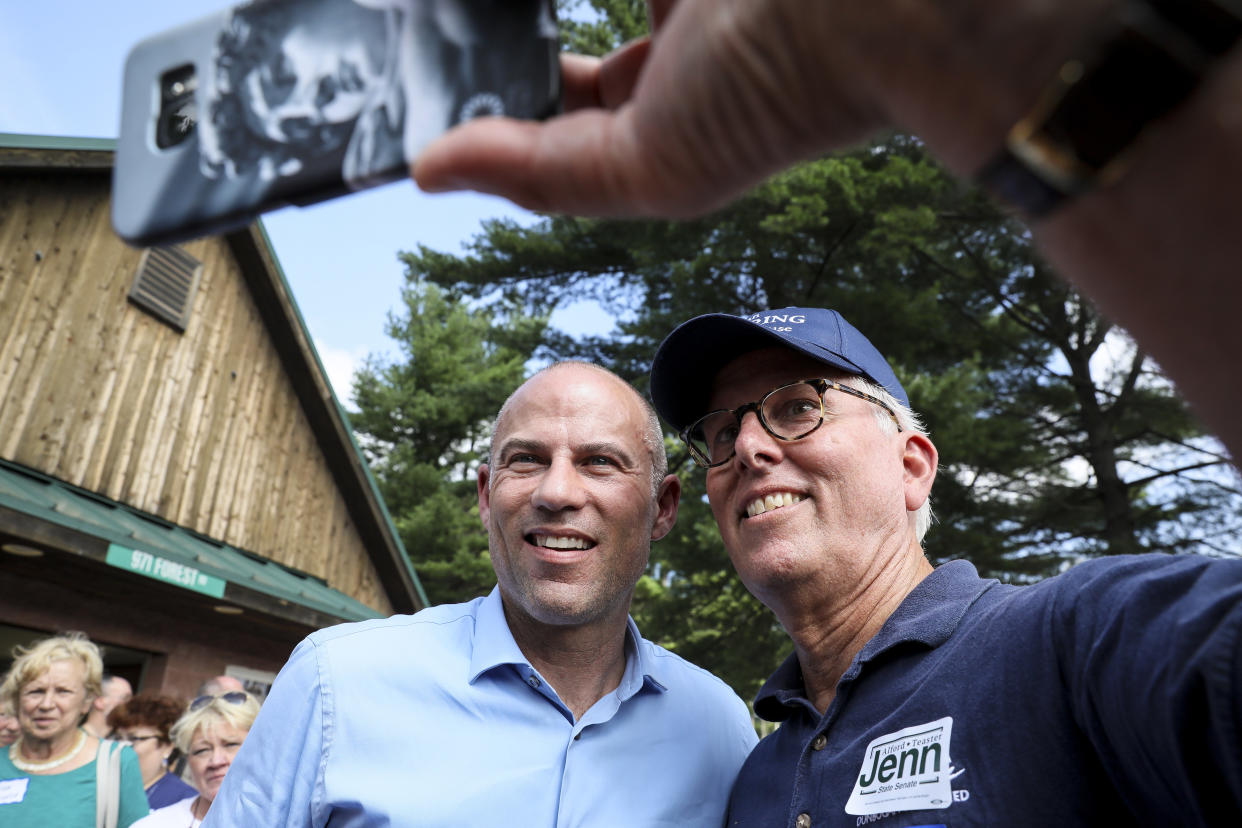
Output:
top-left (649, 307), bottom-right (908, 432)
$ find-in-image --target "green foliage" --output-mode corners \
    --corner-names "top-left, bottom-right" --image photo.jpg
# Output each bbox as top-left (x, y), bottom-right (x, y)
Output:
top-left (557, 0), bottom-right (648, 56)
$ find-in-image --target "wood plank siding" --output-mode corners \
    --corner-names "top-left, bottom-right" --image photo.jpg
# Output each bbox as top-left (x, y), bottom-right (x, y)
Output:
top-left (0, 171), bottom-right (393, 614)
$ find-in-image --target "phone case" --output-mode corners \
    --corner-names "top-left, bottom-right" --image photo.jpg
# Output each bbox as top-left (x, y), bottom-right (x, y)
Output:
top-left (113, 0), bottom-right (560, 246)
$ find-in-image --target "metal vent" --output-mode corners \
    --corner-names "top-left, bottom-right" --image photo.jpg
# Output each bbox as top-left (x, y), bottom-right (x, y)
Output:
top-left (128, 246), bottom-right (203, 332)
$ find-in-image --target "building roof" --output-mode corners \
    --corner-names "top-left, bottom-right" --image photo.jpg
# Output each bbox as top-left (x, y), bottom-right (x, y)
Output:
top-left (0, 458), bottom-right (379, 626)
top-left (0, 132), bottom-right (428, 614)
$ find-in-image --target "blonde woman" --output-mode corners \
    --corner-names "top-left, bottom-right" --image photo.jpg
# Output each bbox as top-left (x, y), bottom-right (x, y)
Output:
top-left (131, 692), bottom-right (259, 828)
top-left (0, 633), bottom-right (149, 826)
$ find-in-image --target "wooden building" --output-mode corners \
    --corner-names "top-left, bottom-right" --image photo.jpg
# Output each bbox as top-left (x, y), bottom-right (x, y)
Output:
top-left (0, 133), bottom-right (427, 698)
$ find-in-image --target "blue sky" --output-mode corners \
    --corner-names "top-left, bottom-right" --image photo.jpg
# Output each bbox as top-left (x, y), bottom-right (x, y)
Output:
top-left (0, 1), bottom-right (608, 403)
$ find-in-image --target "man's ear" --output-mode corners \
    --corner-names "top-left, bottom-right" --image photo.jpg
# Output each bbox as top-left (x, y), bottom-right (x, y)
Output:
top-left (902, 433), bottom-right (937, 512)
top-left (477, 464), bottom-right (492, 529)
top-left (650, 474), bottom-right (681, 542)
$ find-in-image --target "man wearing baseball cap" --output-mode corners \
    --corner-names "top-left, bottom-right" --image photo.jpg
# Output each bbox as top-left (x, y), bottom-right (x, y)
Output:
top-left (650, 306), bottom-right (1242, 827)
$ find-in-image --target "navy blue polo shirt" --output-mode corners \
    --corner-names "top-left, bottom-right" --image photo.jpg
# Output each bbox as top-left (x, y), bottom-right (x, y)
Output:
top-left (727, 555), bottom-right (1242, 827)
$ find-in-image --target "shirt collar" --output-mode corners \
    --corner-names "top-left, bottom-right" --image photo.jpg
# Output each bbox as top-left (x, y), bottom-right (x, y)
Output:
top-left (468, 587), bottom-right (530, 683)
top-left (468, 586), bottom-right (667, 698)
top-left (753, 559), bottom-right (991, 720)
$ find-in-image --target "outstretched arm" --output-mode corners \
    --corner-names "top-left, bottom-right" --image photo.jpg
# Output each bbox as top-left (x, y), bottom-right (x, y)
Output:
top-left (413, 0), bottom-right (1242, 460)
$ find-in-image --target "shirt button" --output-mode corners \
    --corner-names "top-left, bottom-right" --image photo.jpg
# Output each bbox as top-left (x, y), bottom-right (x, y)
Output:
top-left (811, 734), bottom-right (827, 751)
top-left (795, 813), bottom-right (812, 828)
top-left (527, 675), bottom-right (541, 688)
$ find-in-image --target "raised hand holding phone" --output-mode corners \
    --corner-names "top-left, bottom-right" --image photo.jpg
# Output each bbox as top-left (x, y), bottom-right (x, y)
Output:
top-left (113, 0), bottom-right (560, 246)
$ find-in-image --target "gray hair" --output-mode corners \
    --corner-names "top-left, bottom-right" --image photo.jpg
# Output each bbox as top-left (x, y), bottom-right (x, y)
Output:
top-left (849, 376), bottom-right (935, 542)
top-left (489, 361), bottom-right (668, 496)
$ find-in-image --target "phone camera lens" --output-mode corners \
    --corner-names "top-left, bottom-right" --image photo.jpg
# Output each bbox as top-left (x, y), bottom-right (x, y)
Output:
top-left (156, 64), bottom-right (198, 149)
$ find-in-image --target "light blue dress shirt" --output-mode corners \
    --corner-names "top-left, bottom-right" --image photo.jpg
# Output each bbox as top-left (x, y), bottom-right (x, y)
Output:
top-left (204, 588), bottom-right (757, 827)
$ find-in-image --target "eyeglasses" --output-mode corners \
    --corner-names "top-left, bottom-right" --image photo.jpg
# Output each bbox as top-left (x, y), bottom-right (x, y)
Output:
top-left (681, 378), bottom-right (902, 468)
top-left (189, 691), bottom-right (248, 711)
top-left (119, 733), bottom-right (162, 745)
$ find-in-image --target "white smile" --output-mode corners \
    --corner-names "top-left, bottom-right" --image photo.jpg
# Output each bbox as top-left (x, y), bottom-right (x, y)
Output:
top-left (531, 534), bottom-right (593, 550)
top-left (745, 492), bottom-right (804, 518)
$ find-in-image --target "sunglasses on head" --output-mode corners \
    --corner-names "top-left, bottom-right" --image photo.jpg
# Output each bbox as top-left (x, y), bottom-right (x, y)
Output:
top-left (189, 691), bottom-right (248, 711)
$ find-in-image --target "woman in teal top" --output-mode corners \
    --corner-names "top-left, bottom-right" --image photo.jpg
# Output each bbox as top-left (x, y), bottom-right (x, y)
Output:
top-left (0, 633), bottom-right (149, 827)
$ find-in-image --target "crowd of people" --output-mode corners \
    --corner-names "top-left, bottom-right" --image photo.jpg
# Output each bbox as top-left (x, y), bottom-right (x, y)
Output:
top-left (0, 632), bottom-right (258, 828)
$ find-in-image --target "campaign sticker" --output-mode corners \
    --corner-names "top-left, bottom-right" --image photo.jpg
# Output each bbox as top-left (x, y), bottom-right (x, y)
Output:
top-left (0, 777), bottom-right (30, 805)
top-left (845, 717), bottom-right (953, 815)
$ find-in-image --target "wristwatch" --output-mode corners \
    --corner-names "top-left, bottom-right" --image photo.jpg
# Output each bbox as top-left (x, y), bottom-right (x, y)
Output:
top-left (977, 0), bottom-right (1242, 217)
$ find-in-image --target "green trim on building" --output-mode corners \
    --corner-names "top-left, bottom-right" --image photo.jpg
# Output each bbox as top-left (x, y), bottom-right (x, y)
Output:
top-left (0, 458), bottom-right (382, 622)
top-left (0, 133), bottom-right (115, 151)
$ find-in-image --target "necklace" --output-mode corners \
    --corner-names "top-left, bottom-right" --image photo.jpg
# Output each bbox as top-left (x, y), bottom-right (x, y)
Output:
top-left (9, 728), bottom-right (87, 772)
top-left (187, 796), bottom-right (206, 827)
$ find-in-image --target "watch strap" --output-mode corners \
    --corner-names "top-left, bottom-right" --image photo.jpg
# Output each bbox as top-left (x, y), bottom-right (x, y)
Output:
top-left (978, 0), bottom-right (1242, 218)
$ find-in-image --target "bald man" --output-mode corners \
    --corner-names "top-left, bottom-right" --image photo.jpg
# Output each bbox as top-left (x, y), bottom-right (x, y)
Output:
top-left (82, 672), bottom-right (132, 739)
top-left (208, 362), bottom-right (756, 827)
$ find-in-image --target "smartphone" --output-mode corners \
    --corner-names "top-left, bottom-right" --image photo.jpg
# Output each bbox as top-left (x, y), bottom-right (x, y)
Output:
top-left (112, 0), bottom-right (560, 247)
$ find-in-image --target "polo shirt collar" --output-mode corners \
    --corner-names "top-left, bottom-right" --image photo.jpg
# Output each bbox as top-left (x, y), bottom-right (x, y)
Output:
top-left (753, 559), bottom-right (991, 721)
top-left (468, 587), bottom-right (667, 699)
